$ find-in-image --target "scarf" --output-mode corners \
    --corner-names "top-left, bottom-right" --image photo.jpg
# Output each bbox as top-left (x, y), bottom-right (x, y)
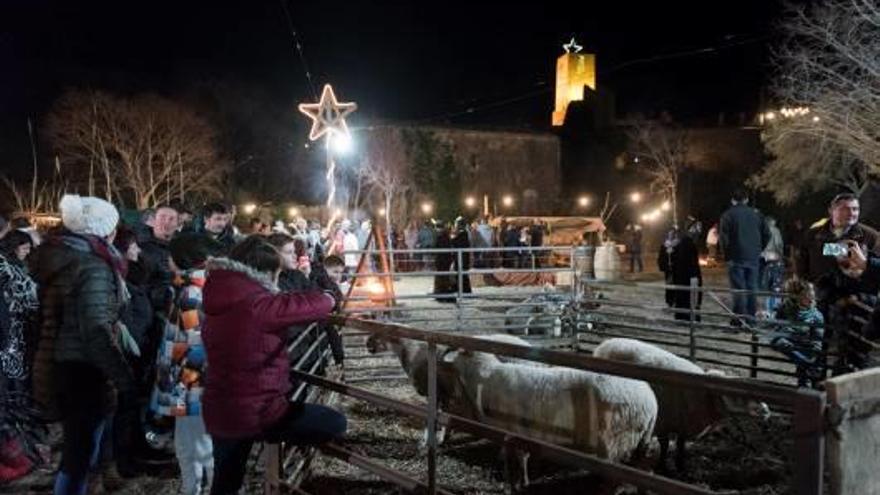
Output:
top-left (82, 234), bottom-right (128, 278)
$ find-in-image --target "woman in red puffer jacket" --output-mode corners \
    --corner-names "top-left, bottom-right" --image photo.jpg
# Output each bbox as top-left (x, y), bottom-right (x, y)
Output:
top-left (201, 236), bottom-right (345, 495)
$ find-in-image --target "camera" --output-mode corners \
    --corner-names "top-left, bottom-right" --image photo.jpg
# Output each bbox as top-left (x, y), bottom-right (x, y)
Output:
top-left (822, 242), bottom-right (849, 257)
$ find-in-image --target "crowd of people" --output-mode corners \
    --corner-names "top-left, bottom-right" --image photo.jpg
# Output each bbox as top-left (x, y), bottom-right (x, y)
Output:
top-left (2, 188), bottom-right (879, 492)
top-left (0, 196), bottom-right (351, 494)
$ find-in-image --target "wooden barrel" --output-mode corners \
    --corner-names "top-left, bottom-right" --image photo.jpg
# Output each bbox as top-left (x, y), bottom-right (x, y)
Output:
top-left (594, 243), bottom-right (621, 281)
top-left (573, 246), bottom-right (594, 278)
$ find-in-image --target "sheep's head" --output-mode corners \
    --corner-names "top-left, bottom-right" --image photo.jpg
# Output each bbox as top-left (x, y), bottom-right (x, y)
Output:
top-left (706, 369), bottom-right (771, 422)
top-left (366, 333), bottom-right (396, 354)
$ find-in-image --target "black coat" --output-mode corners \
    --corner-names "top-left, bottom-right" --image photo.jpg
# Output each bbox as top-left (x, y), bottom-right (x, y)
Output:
top-left (434, 231), bottom-right (456, 299)
top-left (32, 234), bottom-right (135, 418)
top-left (138, 233), bottom-right (175, 314)
top-left (281, 268), bottom-right (345, 367)
top-left (451, 229), bottom-right (472, 294)
top-left (658, 236), bottom-right (702, 321)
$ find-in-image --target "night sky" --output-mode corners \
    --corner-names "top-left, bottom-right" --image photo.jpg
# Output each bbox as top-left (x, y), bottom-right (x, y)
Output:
top-left (1, 0), bottom-right (783, 173)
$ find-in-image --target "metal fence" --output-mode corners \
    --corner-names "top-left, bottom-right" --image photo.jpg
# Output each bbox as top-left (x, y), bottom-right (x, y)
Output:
top-left (341, 245), bottom-right (830, 386)
top-left (270, 317), bottom-right (824, 495)
top-left (260, 244), bottom-right (832, 493)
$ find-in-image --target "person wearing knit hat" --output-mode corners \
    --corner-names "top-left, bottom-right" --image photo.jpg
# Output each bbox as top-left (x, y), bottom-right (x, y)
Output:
top-left (31, 194), bottom-right (135, 494)
top-left (59, 194), bottom-right (119, 239)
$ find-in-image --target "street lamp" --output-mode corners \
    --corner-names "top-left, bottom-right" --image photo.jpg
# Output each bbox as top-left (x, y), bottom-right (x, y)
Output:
top-left (577, 196), bottom-right (590, 208)
top-left (502, 195), bottom-right (514, 208)
top-left (329, 134), bottom-right (353, 155)
top-left (630, 192), bottom-right (642, 203)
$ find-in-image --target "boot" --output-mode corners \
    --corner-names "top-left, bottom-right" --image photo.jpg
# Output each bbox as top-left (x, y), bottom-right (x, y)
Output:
top-left (102, 463), bottom-right (127, 492)
top-left (87, 472), bottom-right (106, 495)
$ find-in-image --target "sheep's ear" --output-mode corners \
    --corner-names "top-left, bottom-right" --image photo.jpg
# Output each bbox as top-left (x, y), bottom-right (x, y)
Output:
top-left (441, 349), bottom-right (461, 363)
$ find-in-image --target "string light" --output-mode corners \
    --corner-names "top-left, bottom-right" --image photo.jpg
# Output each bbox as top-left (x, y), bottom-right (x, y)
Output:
top-left (288, 207), bottom-right (300, 218)
top-left (630, 192), bottom-right (642, 203)
top-left (578, 196), bottom-right (590, 207)
top-left (243, 203), bottom-right (257, 215)
top-left (464, 196), bottom-right (476, 208)
top-left (421, 202), bottom-right (433, 215)
top-left (502, 195), bottom-right (514, 207)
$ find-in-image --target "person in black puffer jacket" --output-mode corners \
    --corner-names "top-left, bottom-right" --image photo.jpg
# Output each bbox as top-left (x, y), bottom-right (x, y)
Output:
top-left (31, 195), bottom-right (135, 495)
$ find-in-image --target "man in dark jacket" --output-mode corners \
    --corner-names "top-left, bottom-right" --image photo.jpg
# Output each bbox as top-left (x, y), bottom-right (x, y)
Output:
top-left (139, 204), bottom-right (179, 315)
top-left (32, 195), bottom-right (134, 494)
top-left (198, 202), bottom-right (237, 253)
top-left (799, 194), bottom-right (880, 374)
top-left (719, 189), bottom-right (770, 322)
top-left (797, 193), bottom-right (880, 307)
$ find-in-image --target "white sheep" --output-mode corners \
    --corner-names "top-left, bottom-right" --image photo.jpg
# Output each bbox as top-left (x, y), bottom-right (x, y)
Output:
top-left (444, 347), bottom-right (657, 488)
top-left (592, 337), bottom-right (769, 472)
top-left (365, 333), bottom-right (534, 446)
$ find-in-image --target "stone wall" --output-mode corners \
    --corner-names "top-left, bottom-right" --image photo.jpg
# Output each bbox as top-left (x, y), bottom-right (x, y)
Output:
top-left (416, 126), bottom-right (562, 215)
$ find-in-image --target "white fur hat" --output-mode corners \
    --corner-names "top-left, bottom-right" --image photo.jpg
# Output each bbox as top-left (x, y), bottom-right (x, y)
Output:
top-left (59, 194), bottom-right (119, 238)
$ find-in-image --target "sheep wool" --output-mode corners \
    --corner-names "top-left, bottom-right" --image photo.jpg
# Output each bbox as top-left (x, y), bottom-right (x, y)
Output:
top-left (448, 350), bottom-right (657, 462)
top-left (592, 337), bottom-right (719, 440)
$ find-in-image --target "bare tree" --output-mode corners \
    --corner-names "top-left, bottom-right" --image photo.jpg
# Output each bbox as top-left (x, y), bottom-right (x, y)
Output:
top-left (754, 0), bottom-right (880, 203)
top-left (751, 133), bottom-right (869, 204)
top-left (46, 90), bottom-right (229, 209)
top-left (598, 192), bottom-right (618, 225)
top-left (359, 127), bottom-right (415, 268)
top-left (627, 119), bottom-right (689, 226)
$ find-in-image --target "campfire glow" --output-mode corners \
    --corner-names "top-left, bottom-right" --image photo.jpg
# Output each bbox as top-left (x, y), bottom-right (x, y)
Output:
top-left (362, 278), bottom-right (387, 298)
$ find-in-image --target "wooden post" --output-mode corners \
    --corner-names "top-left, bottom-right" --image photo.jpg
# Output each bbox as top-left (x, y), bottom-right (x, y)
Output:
top-left (792, 390), bottom-right (825, 495)
top-left (264, 443), bottom-right (281, 495)
top-left (826, 368), bottom-right (880, 495)
top-left (426, 342), bottom-right (439, 494)
top-left (688, 278), bottom-right (698, 361)
top-left (750, 332), bottom-right (760, 379)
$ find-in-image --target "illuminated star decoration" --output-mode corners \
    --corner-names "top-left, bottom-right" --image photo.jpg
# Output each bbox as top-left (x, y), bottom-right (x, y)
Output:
top-left (563, 36), bottom-right (583, 54)
top-left (298, 84), bottom-right (358, 142)
top-left (298, 84), bottom-right (357, 208)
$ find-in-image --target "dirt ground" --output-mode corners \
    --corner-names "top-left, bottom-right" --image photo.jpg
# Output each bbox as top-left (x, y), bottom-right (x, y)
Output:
top-left (6, 266), bottom-right (810, 494)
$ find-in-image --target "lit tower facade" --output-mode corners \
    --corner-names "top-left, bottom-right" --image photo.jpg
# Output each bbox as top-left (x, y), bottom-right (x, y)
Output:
top-left (552, 37), bottom-right (596, 126)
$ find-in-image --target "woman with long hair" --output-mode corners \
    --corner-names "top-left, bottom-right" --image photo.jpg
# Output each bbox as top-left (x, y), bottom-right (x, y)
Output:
top-left (0, 229), bottom-right (40, 483)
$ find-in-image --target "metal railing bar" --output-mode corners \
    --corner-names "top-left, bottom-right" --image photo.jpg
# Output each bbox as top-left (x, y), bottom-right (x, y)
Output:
top-left (292, 370), bottom-right (720, 495)
top-left (334, 317), bottom-right (819, 406)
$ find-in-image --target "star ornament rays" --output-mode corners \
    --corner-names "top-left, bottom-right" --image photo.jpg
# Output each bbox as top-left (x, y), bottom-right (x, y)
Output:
top-left (563, 36), bottom-right (583, 54)
top-left (298, 84), bottom-right (357, 141)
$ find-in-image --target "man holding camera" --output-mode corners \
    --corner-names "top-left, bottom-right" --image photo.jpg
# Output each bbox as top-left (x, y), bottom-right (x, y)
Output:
top-left (797, 193), bottom-right (880, 373)
top-left (798, 193), bottom-right (880, 304)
